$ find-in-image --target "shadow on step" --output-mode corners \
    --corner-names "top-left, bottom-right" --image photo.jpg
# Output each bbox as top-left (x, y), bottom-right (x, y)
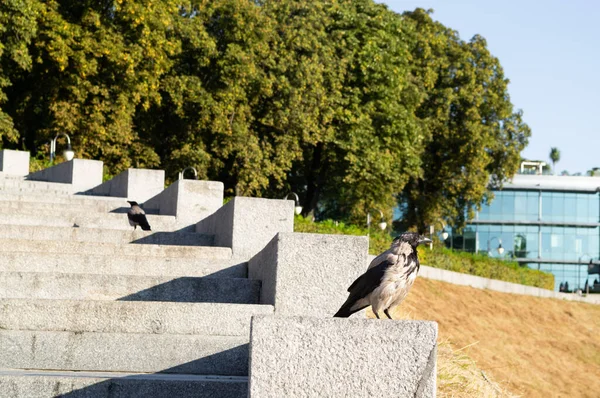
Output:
top-left (55, 346), bottom-right (249, 397)
top-left (203, 263), bottom-right (248, 279)
top-left (129, 230), bottom-right (212, 246)
top-left (109, 207), bottom-right (160, 215)
top-left (117, 277), bottom-right (260, 304)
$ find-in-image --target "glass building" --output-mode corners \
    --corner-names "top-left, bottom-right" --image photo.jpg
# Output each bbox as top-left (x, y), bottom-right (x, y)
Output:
top-left (447, 166), bottom-right (600, 292)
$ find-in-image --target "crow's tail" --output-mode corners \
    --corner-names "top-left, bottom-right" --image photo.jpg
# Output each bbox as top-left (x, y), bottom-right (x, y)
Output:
top-left (333, 306), bottom-right (352, 318)
top-left (333, 300), bottom-right (368, 318)
top-left (140, 218), bottom-right (152, 231)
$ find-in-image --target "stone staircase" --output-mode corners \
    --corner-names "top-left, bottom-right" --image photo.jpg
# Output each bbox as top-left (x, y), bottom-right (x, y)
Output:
top-left (0, 175), bottom-right (273, 397)
top-left (1, 153), bottom-right (438, 397)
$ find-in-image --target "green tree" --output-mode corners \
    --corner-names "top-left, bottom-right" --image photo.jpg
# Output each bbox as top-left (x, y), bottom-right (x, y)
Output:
top-left (1, 0), bottom-right (181, 172)
top-left (587, 167), bottom-right (600, 176)
top-left (135, 0), bottom-right (281, 189)
top-left (0, 2), bottom-right (531, 229)
top-left (0, 0), bottom-right (42, 145)
top-left (398, 9), bottom-right (530, 232)
top-left (549, 147), bottom-right (560, 175)
top-left (261, 0), bottom-right (424, 221)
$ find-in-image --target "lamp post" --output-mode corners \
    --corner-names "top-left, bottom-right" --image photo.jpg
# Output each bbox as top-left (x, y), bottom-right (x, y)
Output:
top-left (487, 236), bottom-right (504, 256)
top-left (50, 133), bottom-right (74, 163)
top-left (441, 228), bottom-right (449, 242)
top-left (438, 222), bottom-right (450, 251)
top-left (367, 209), bottom-right (387, 237)
top-left (178, 167), bottom-right (198, 180)
top-left (285, 192), bottom-right (303, 215)
top-left (436, 221), bottom-right (449, 242)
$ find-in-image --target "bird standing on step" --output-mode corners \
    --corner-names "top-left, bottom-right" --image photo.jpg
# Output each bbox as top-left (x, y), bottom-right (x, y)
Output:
top-left (127, 201), bottom-right (151, 231)
top-left (334, 232), bottom-right (431, 319)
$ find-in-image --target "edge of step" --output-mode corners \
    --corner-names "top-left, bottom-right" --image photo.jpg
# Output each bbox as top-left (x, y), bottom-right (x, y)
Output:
top-left (0, 299), bottom-right (273, 336)
top-left (0, 369), bottom-right (248, 398)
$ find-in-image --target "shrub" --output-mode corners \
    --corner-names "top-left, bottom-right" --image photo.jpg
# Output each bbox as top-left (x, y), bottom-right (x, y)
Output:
top-left (418, 247), bottom-right (554, 290)
top-left (294, 215), bottom-right (554, 290)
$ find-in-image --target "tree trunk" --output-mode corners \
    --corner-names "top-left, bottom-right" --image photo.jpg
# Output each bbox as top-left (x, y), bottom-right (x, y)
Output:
top-left (302, 143), bottom-right (324, 218)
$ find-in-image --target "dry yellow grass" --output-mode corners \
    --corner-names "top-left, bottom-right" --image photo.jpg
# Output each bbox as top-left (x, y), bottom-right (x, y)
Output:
top-left (389, 278), bottom-right (600, 397)
top-left (436, 339), bottom-right (515, 397)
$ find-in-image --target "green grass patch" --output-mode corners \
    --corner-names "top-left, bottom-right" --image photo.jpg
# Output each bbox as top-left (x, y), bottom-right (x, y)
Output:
top-left (418, 246), bottom-right (554, 290)
top-left (294, 215), bottom-right (554, 290)
top-left (293, 215), bottom-right (391, 254)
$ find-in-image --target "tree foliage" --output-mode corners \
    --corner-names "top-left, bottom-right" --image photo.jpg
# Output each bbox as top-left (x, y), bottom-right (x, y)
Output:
top-left (549, 147), bottom-right (560, 174)
top-left (397, 9), bottom-right (530, 232)
top-left (0, 1), bottom-right (530, 229)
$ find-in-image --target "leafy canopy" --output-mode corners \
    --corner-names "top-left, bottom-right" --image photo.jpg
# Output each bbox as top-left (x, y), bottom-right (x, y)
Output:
top-left (0, 2), bottom-right (530, 230)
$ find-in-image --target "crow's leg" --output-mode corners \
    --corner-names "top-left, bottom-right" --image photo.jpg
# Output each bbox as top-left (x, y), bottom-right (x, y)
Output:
top-left (134, 225), bottom-right (137, 230)
top-left (373, 310), bottom-right (380, 319)
top-left (384, 309), bottom-right (393, 320)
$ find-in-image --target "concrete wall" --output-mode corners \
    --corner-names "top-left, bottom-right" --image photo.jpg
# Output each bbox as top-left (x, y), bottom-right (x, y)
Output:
top-left (420, 264), bottom-right (600, 305)
top-left (144, 180), bottom-right (223, 226)
top-left (91, 168), bottom-right (165, 203)
top-left (248, 316), bottom-right (437, 398)
top-left (196, 197), bottom-right (294, 260)
top-left (368, 254), bottom-right (600, 305)
top-left (0, 149), bottom-right (30, 176)
top-left (249, 233), bottom-right (369, 316)
top-left (27, 159), bottom-right (103, 193)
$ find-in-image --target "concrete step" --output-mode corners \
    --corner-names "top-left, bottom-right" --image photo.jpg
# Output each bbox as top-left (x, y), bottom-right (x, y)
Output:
top-left (0, 252), bottom-right (246, 278)
top-left (0, 239), bottom-right (232, 258)
top-left (0, 272), bottom-right (261, 304)
top-left (0, 179), bottom-right (73, 194)
top-left (0, 330), bottom-right (249, 376)
top-left (0, 192), bottom-right (131, 212)
top-left (0, 201), bottom-right (146, 215)
top-left (0, 370), bottom-right (247, 398)
top-left (0, 225), bottom-right (206, 245)
top-left (0, 172), bottom-right (24, 179)
top-left (0, 211), bottom-right (190, 231)
top-left (0, 299), bottom-right (273, 336)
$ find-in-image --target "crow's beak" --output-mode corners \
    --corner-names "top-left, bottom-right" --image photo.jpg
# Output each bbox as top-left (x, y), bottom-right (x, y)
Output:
top-left (418, 237), bottom-right (433, 245)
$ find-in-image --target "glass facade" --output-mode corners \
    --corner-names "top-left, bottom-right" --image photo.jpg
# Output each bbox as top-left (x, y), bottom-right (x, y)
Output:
top-left (478, 191), bottom-right (540, 221)
top-left (453, 189), bottom-right (600, 291)
top-left (541, 192), bottom-right (599, 223)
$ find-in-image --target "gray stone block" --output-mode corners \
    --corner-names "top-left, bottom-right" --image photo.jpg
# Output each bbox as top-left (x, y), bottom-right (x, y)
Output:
top-left (0, 252), bottom-right (246, 279)
top-left (90, 168), bottom-right (165, 202)
top-left (248, 232), bottom-right (369, 316)
top-left (0, 370), bottom-right (248, 398)
top-left (0, 192), bottom-right (126, 211)
top-left (0, 224), bottom-right (209, 245)
top-left (0, 178), bottom-right (73, 194)
top-left (0, 239), bottom-right (232, 258)
top-left (0, 197), bottom-right (123, 213)
top-left (0, 149), bottom-right (30, 176)
top-left (0, 330), bottom-right (249, 375)
top-left (27, 159), bottom-right (103, 193)
top-left (0, 208), bottom-right (192, 230)
top-left (0, 299), bottom-right (273, 336)
top-left (196, 197), bottom-right (294, 260)
top-left (0, 272), bottom-right (261, 304)
top-left (144, 180), bottom-right (224, 226)
top-left (248, 316), bottom-right (437, 398)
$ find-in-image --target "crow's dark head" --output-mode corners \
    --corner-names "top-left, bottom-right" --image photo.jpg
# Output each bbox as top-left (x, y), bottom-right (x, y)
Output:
top-left (127, 201), bottom-right (139, 207)
top-left (393, 232), bottom-right (432, 248)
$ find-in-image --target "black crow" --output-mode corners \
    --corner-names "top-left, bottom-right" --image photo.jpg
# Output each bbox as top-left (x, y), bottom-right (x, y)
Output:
top-left (334, 232), bottom-right (431, 319)
top-left (127, 201), bottom-right (151, 231)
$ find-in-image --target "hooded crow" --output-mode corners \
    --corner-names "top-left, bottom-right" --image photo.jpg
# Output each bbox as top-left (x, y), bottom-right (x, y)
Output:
top-left (127, 201), bottom-right (151, 231)
top-left (334, 232), bottom-right (431, 319)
